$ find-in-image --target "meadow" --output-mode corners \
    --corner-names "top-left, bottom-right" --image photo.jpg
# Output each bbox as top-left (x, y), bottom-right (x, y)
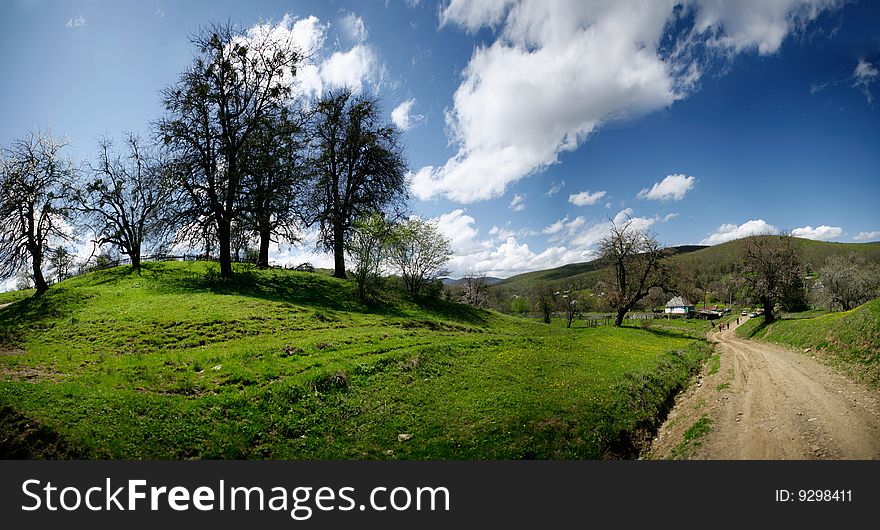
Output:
top-left (0, 261), bottom-right (710, 459)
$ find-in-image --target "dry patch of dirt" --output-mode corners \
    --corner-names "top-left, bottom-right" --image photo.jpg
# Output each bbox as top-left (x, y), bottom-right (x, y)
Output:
top-left (650, 318), bottom-right (880, 460)
top-left (0, 363), bottom-right (65, 383)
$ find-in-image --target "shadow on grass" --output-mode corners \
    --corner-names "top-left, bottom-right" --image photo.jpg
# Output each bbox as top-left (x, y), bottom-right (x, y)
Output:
top-left (623, 323), bottom-right (706, 341)
top-left (740, 318), bottom-right (771, 338)
top-left (0, 287), bottom-right (94, 345)
top-left (0, 405), bottom-right (84, 459)
top-left (413, 296), bottom-right (491, 326)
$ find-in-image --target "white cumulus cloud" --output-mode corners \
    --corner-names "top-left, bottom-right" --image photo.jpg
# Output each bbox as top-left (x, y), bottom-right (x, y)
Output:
top-left (637, 174), bottom-right (696, 201)
top-left (853, 230), bottom-right (880, 242)
top-left (410, 0), bottom-right (841, 203)
top-left (433, 208), bottom-right (659, 278)
top-left (509, 193), bottom-right (527, 211)
top-left (339, 12), bottom-right (367, 43)
top-left (568, 190), bottom-right (606, 206)
top-left (791, 225), bottom-right (843, 241)
top-left (391, 98), bottom-right (425, 131)
top-left (701, 219), bottom-right (779, 245)
top-left (245, 14), bottom-right (383, 100)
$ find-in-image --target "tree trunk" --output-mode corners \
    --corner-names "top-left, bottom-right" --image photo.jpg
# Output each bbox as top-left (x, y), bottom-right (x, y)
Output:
top-left (130, 250), bottom-right (141, 273)
top-left (614, 308), bottom-right (627, 327)
top-left (217, 218), bottom-right (234, 278)
top-left (257, 225), bottom-right (271, 269)
top-left (332, 223), bottom-right (346, 279)
top-left (32, 251), bottom-right (49, 296)
top-left (762, 298), bottom-right (775, 322)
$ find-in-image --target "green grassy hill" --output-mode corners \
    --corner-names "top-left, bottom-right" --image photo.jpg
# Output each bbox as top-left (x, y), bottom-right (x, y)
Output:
top-left (737, 299), bottom-right (880, 387)
top-left (491, 238), bottom-right (880, 295)
top-left (0, 261), bottom-right (710, 459)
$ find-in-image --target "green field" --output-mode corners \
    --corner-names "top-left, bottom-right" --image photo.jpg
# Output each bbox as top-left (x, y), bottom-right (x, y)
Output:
top-left (737, 299), bottom-right (880, 387)
top-left (0, 261), bottom-right (710, 459)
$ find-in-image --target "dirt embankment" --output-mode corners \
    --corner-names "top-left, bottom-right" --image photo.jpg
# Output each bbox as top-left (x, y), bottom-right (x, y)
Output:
top-left (650, 318), bottom-right (880, 459)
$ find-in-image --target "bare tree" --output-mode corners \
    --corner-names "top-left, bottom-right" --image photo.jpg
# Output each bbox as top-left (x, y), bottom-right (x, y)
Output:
top-left (158, 21), bottom-right (300, 278)
top-left (737, 234), bottom-right (803, 322)
top-left (74, 134), bottom-right (174, 272)
top-left (242, 110), bottom-right (309, 268)
top-left (818, 253), bottom-right (879, 311)
top-left (308, 90), bottom-right (408, 278)
top-left (598, 219), bottom-right (676, 326)
top-left (0, 130), bottom-right (75, 295)
top-left (387, 219), bottom-right (451, 298)
top-left (459, 269), bottom-right (490, 307)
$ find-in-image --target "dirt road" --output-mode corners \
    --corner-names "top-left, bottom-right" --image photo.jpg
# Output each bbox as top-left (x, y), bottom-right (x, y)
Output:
top-left (651, 318), bottom-right (880, 459)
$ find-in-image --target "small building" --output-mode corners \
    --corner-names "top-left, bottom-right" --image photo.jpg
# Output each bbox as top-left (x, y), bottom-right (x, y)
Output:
top-left (665, 296), bottom-right (695, 315)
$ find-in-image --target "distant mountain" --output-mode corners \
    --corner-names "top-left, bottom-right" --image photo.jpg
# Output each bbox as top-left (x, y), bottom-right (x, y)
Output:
top-left (490, 238), bottom-right (880, 294)
top-left (441, 276), bottom-right (504, 286)
top-left (492, 244), bottom-right (708, 292)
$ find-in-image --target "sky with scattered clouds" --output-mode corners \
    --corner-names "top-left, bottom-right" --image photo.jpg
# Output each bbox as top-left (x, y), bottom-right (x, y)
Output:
top-left (1, 0), bottom-right (879, 283)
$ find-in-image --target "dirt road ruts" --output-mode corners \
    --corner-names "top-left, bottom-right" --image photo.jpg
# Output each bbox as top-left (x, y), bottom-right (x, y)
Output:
top-left (651, 318), bottom-right (880, 459)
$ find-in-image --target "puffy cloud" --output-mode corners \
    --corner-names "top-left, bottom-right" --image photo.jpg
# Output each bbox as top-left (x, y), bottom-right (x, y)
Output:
top-left (339, 12), bottom-right (367, 43)
top-left (700, 219), bottom-right (779, 245)
top-left (853, 59), bottom-right (878, 104)
top-left (411, 0), bottom-right (840, 203)
top-left (391, 98), bottom-right (425, 131)
top-left (568, 190), bottom-right (606, 206)
top-left (318, 45), bottom-right (380, 94)
top-left (542, 208), bottom-right (655, 250)
top-left (545, 180), bottom-right (565, 196)
top-left (690, 0), bottom-right (840, 56)
top-left (509, 193), bottom-right (527, 211)
top-left (637, 174), bottom-right (696, 201)
top-left (791, 225), bottom-right (843, 241)
top-left (542, 216), bottom-right (585, 240)
top-left (433, 209), bottom-right (493, 255)
top-left (431, 208), bottom-right (664, 277)
top-left (853, 231), bottom-right (880, 242)
top-left (244, 14), bottom-right (382, 100)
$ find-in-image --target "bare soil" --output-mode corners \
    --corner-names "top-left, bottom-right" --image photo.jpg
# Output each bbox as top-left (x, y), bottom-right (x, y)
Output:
top-left (650, 318), bottom-right (880, 459)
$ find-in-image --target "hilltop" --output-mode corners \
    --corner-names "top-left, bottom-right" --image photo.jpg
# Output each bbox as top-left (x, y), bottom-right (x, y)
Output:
top-left (0, 261), bottom-right (710, 459)
top-left (490, 237), bottom-right (880, 295)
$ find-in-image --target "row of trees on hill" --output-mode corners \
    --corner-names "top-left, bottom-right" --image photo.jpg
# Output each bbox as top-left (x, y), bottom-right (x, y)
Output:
top-left (0, 22), bottom-right (413, 296)
top-left (472, 219), bottom-right (876, 326)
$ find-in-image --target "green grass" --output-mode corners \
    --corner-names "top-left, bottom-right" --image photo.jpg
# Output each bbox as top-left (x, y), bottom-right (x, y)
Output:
top-left (0, 288), bottom-right (34, 306)
top-left (0, 261), bottom-right (710, 459)
top-left (707, 352), bottom-right (721, 377)
top-left (670, 415), bottom-right (713, 459)
top-left (737, 299), bottom-right (880, 387)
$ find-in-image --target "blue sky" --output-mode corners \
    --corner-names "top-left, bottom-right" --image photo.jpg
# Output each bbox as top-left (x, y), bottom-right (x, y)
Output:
top-left (1, 0), bottom-right (879, 279)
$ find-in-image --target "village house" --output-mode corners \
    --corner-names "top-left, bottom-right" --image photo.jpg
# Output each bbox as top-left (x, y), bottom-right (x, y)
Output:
top-left (664, 296), bottom-right (695, 316)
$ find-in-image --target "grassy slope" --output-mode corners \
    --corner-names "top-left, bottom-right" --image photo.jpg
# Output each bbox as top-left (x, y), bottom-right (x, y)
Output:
top-left (0, 261), bottom-right (710, 459)
top-left (492, 238), bottom-right (880, 294)
top-left (0, 289), bottom-right (35, 305)
top-left (737, 299), bottom-right (880, 387)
